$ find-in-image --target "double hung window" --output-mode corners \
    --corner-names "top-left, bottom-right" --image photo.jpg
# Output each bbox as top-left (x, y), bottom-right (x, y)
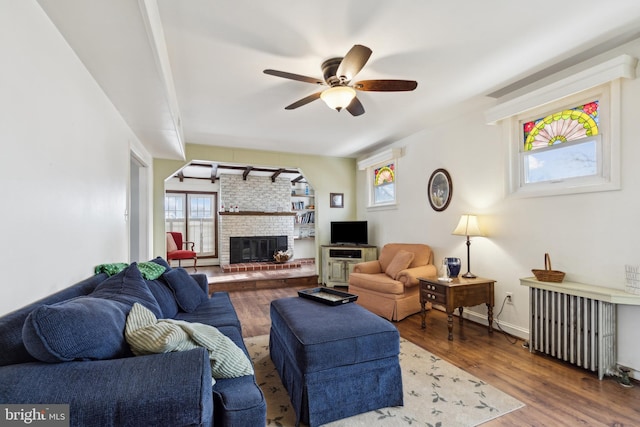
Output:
top-left (165, 191), bottom-right (217, 257)
top-left (373, 162), bottom-right (396, 205)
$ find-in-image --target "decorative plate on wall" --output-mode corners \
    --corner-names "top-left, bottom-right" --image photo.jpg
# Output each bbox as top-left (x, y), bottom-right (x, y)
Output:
top-left (428, 169), bottom-right (452, 211)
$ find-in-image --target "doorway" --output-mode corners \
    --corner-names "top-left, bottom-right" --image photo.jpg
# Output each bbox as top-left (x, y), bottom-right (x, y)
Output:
top-left (129, 153), bottom-right (149, 262)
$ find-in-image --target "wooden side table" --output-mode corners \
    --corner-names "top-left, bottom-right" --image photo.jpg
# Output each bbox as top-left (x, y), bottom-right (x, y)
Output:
top-left (419, 276), bottom-right (495, 340)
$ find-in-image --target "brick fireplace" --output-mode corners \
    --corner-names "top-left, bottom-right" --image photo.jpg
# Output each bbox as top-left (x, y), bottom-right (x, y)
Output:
top-left (219, 212), bottom-right (295, 265)
top-left (218, 174), bottom-right (295, 266)
top-left (229, 235), bottom-right (288, 263)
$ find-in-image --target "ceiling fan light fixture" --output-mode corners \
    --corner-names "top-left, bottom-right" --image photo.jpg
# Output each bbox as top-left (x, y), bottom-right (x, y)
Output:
top-left (320, 86), bottom-right (356, 111)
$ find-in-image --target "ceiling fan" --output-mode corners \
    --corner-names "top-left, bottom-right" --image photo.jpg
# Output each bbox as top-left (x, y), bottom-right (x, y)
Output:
top-left (263, 44), bottom-right (417, 116)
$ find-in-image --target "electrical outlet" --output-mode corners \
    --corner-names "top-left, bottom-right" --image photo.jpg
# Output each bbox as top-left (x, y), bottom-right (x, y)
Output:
top-left (506, 292), bottom-right (513, 304)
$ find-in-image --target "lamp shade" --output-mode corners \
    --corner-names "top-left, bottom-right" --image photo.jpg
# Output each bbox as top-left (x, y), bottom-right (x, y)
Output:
top-left (452, 214), bottom-right (483, 237)
top-left (320, 86), bottom-right (356, 111)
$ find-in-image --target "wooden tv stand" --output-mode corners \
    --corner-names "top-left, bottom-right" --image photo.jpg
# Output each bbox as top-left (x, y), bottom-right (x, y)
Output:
top-left (321, 245), bottom-right (377, 288)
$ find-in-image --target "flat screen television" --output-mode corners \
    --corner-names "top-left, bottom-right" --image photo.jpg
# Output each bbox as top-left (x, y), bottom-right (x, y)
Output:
top-left (330, 221), bottom-right (368, 245)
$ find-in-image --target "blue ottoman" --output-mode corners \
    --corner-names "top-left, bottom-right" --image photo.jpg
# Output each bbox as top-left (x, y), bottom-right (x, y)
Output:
top-left (269, 297), bottom-right (403, 426)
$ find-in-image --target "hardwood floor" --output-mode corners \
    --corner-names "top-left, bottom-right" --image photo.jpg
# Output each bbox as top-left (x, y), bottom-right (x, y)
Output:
top-left (225, 285), bottom-right (640, 426)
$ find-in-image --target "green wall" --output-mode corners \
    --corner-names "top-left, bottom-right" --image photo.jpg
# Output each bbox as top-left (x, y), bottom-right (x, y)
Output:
top-left (153, 143), bottom-right (357, 261)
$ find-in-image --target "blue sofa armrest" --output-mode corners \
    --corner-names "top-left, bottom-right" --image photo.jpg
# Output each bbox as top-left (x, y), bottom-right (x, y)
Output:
top-left (0, 349), bottom-right (213, 427)
top-left (191, 273), bottom-right (210, 296)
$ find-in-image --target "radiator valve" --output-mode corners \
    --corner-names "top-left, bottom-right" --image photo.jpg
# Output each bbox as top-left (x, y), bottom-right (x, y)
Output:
top-left (618, 366), bottom-right (633, 388)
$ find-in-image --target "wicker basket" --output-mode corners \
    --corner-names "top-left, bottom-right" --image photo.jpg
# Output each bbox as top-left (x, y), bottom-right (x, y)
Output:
top-left (532, 253), bottom-right (565, 283)
top-left (273, 250), bottom-right (291, 263)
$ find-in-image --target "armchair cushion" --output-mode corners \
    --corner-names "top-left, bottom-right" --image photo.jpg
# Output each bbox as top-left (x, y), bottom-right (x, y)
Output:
top-left (378, 243), bottom-right (433, 271)
top-left (166, 232), bottom-right (178, 252)
top-left (396, 265), bottom-right (438, 287)
top-left (385, 250), bottom-right (415, 279)
top-left (352, 260), bottom-right (383, 274)
top-left (349, 273), bottom-right (405, 294)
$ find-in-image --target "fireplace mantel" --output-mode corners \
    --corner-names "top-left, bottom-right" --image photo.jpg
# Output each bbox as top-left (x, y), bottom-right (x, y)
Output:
top-left (220, 211), bottom-right (296, 216)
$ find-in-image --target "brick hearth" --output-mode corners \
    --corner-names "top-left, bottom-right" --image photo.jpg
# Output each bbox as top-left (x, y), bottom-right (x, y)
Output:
top-left (221, 257), bottom-right (314, 273)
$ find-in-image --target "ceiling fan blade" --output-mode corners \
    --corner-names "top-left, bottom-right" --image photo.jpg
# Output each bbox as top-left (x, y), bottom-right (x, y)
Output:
top-left (354, 80), bottom-right (418, 92)
top-left (336, 44), bottom-right (372, 81)
top-left (264, 69), bottom-right (325, 85)
top-left (284, 92), bottom-right (323, 110)
top-left (346, 96), bottom-right (365, 117)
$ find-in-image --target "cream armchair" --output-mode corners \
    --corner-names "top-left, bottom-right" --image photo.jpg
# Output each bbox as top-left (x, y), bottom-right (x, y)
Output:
top-left (348, 243), bottom-right (436, 321)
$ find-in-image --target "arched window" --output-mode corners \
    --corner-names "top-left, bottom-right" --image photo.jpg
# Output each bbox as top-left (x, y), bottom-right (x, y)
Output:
top-left (521, 100), bottom-right (600, 184)
top-left (373, 163), bottom-right (396, 205)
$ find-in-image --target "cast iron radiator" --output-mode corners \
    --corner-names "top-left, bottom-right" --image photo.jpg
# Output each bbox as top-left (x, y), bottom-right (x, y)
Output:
top-left (529, 287), bottom-right (616, 379)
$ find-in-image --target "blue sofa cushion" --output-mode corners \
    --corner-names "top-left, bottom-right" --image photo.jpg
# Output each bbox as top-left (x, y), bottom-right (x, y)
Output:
top-left (0, 273), bottom-right (107, 367)
top-left (145, 278), bottom-right (179, 318)
top-left (145, 257), bottom-right (180, 317)
top-left (22, 297), bottom-right (132, 363)
top-left (175, 292), bottom-right (241, 329)
top-left (22, 264), bottom-right (161, 362)
top-left (162, 268), bottom-right (208, 312)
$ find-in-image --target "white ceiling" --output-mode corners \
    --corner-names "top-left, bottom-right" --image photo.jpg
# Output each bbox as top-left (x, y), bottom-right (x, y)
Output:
top-left (37, 0), bottom-right (640, 160)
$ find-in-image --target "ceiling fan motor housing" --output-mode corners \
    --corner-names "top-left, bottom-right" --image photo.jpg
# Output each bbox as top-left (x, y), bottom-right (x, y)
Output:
top-left (322, 57), bottom-right (345, 86)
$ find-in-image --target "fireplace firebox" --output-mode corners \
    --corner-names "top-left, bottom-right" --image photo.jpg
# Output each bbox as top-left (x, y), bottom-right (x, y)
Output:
top-left (229, 235), bottom-right (288, 263)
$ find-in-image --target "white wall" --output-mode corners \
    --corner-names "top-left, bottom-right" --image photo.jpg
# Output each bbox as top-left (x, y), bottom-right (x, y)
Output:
top-left (0, 1), bottom-right (152, 315)
top-left (358, 41), bottom-right (640, 378)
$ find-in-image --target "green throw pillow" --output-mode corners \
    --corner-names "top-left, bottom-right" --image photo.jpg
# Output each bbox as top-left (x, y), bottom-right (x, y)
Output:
top-left (94, 263), bottom-right (128, 277)
top-left (137, 262), bottom-right (166, 280)
top-left (95, 262), bottom-right (166, 280)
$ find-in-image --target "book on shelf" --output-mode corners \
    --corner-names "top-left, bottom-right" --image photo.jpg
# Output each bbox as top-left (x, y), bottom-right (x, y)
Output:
top-left (296, 211), bottom-right (314, 224)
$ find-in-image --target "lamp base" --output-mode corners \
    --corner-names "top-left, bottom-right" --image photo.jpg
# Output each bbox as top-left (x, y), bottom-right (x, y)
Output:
top-left (462, 272), bottom-right (476, 279)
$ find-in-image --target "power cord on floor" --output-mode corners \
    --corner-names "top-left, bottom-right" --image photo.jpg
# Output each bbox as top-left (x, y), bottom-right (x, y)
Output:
top-left (494, 295), bottom-right (518, 345)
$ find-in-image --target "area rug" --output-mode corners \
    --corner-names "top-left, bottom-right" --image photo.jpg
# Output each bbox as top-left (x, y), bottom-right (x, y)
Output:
top-left (244, 335), bottom-right (524, 427)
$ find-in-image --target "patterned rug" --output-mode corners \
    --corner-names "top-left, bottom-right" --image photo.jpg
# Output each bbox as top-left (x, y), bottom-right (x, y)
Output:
top-left (244, 335), bottom-right (524, 427)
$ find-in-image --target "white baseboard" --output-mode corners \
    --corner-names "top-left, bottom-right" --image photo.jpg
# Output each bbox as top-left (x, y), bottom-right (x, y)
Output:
top-left (430, 306), bottom-right (529, 340)
top-left (461, 310), bottom-right (529, 340)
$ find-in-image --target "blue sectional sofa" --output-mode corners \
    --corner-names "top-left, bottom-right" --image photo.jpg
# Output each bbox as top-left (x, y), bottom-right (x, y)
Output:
top-left (0, 258), bottom-right (266, 426)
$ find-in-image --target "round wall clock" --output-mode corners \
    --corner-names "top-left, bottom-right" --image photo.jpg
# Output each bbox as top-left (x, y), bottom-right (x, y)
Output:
top-left (427, 168), bottom-right (452, 211)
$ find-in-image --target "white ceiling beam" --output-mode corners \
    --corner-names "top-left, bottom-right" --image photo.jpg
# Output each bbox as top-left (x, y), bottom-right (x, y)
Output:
top-left (138, 0), bottom-right (185, 160)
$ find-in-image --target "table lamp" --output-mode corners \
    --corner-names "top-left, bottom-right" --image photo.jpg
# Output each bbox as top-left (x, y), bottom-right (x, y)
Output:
top-left (452, 214), bottom-right (483, 278)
